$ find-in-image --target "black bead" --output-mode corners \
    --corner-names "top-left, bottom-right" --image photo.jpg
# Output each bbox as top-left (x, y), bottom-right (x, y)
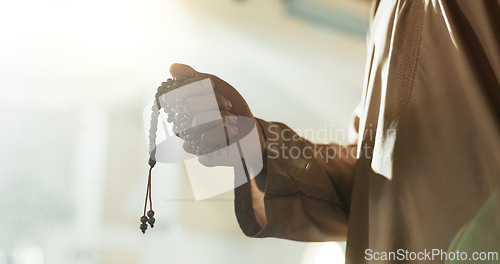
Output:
top-left (140, 216), bottom-right (148, 223)
top-left (148, 158), bottom-right (156, 167)
top-left (148, 217), bottom-right (155, 228)
top-left (147, 210), bottom-right (155, 218)
top-left (140, 223), bottom-right (148, 234)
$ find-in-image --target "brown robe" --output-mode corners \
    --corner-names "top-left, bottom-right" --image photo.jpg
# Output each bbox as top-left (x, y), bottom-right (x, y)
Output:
top-left (234, 1), bottom-right (500, 263)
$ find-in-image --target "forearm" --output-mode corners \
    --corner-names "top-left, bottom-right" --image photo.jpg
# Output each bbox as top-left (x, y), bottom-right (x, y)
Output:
top-left (236, 119), bottom-right (357, 240)
top-left (260, 120), bottom-right (356, 209)
top-left (250, 177), bottom-right (267, 228)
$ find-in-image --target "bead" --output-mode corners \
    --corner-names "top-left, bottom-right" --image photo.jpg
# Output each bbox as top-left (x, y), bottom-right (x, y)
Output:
top-left (173, 75), bottom-right (184, 82)
top-left (195, 146), bottom-right (203, 155)
top-left (183, 113), bottom-right (192, 122)
top-left (141, 216), bottom-right (148, 223)
top-left (148, 158), bottom-right (156, 167)
top-left (147, 210), bottom-right (155, 218)
top-left (140, 223), bottom-right (148, 233)
top-left (215, 149), bottom-right (224, 157)
top-left (178, 122), bottom-right (187, 130)
top-left (148, 217), bottom-right (155, 228)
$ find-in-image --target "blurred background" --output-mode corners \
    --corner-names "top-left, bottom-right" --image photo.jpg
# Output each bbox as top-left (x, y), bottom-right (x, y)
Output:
top-left (0, 0), bottom-right (369, 263)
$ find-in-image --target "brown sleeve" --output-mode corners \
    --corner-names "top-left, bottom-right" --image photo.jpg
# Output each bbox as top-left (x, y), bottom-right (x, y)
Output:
top-left (234, 118), bottom-right (357, 242)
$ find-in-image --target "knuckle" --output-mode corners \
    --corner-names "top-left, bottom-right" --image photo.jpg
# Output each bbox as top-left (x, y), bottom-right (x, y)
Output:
top-left (183, 97), bottom-right (195, 115)
top-left (183, 142), bottom-right (195, 154)
top-left (228, 125), bottom-right (238, 135)
top-left (200, 131), bottom-right (212, 145)
top-left (224, 115), bottom-right (237, 125)
top-left (191, 114), bottom-right (202, 127)
top-left (216, 94), bottom-right (226, 107)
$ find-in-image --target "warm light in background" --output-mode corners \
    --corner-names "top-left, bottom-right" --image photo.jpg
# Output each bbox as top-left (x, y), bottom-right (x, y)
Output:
top-left (0, 0), bottom-right (193, 105)
top-left (11, 243), bottom-right (44, 264)
top-left (0, 0), bottom-right (367, 263)
top-left (302, 242), bottom-right (346, 264)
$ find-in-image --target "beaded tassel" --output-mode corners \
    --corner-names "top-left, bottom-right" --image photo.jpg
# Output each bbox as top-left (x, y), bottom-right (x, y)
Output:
top-left (140, 75), bottom-right (188, 234)
top-left (141, 75), bottom-right (227, 233)
top-left (141, 99), bottom-right (159, 234)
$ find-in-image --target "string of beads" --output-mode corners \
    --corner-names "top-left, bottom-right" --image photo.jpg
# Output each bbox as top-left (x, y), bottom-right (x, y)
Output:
top-left (142, 75), bottom-right (227, 233)
top-left (141, 75), bottom-right (190, 234)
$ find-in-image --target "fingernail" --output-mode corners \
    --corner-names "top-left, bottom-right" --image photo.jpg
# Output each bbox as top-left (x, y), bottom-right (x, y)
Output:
top-left (226, 101), bottom-right (232, 110)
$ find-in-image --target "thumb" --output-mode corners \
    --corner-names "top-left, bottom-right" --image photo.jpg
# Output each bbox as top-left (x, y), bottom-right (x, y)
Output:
top-left (169, 63), bottom-right (198, 78)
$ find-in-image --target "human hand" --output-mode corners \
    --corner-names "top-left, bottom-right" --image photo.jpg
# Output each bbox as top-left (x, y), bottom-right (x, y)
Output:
top-left (159, 63), bottom-right (265, 168)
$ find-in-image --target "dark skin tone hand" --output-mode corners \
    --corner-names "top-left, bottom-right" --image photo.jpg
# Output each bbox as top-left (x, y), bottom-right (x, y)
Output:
top-left (167, 63), bottom-right (265, 167)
